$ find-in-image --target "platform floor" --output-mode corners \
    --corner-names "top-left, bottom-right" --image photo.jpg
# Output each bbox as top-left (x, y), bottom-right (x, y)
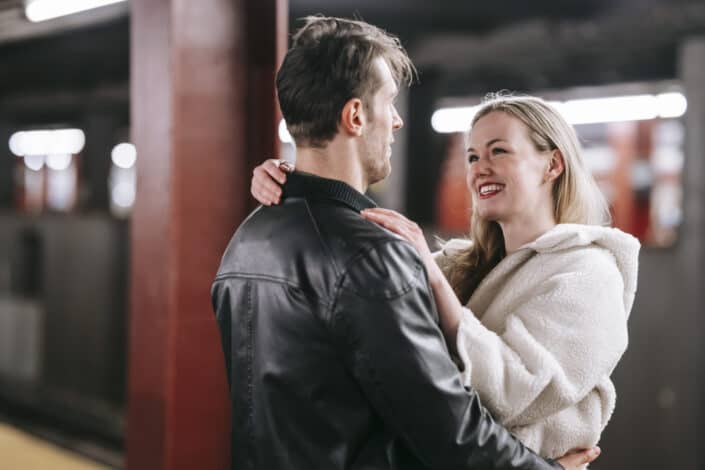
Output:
top-left (0, 422), bottom-right (110, 470)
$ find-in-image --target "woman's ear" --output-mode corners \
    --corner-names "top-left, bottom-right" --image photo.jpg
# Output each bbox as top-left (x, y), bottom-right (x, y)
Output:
top-left (340, 98), bottom-right (365, 137)
top-left (545, 149), bottom-right (565, 183)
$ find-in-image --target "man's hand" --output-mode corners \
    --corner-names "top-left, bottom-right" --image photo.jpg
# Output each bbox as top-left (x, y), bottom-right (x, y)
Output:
top-left (556, 446), bottom-right (601, 469)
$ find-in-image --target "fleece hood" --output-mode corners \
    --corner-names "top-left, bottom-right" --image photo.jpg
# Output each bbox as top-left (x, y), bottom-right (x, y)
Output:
top-left (524, 223), bottom-right (640, 316)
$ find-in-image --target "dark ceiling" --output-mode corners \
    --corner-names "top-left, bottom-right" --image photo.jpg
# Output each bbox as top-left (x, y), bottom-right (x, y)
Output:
top-left (289, 0), bottom-right (616, 41)
top-left (0, 0), bottom-right (704, 105)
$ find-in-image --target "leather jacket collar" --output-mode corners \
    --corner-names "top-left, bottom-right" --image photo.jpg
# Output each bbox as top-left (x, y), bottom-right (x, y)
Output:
top-left (282, 171), bottom-right (377, 213)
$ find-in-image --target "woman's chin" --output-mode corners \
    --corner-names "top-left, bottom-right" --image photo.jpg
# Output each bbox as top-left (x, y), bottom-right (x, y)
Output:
top-left (475, 208), bottom-right (501, 222)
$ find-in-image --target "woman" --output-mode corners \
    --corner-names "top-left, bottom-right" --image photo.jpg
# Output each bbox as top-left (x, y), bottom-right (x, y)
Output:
top-left (251, 94), bottom-right (639, 461)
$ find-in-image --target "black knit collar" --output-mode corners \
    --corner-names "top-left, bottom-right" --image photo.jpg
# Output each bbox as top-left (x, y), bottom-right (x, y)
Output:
top-left (282, 171), bottom-right (377, 212)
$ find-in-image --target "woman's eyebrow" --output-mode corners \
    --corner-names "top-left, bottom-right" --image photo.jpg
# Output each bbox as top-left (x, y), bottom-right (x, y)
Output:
top-left (467, 138), bottom-right (506, 152)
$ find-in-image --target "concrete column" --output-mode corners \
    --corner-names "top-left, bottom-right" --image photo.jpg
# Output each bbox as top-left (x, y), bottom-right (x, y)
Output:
top-left (673, 36), bottom-right (705, 470)
top-left (127, 1), bottom-right (286, 469)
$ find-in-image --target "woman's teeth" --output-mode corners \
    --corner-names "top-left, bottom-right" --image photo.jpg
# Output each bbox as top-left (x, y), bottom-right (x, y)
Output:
top-left (480, 184), bottom-right (504, 195)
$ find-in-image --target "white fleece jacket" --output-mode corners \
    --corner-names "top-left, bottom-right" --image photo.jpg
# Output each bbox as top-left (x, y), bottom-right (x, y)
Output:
top-left (435, 224), bottom-right (639, 459)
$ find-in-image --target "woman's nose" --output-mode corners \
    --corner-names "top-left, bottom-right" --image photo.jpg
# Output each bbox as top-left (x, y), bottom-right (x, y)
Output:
top-left (392, 106), bottom-right (403, 129)
top-left (471, 156), bottom-right (492, 176)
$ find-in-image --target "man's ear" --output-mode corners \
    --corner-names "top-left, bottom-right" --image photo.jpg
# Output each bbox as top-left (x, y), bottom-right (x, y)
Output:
top-left (546, 149), bottom-right (565, 182)
top-left (340, 98), bottom-right (365, 137)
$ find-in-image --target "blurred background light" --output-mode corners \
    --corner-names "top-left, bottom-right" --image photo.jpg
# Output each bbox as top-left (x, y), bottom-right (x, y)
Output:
top-left (657, 92), bottom-right (688, 118)
top-left (8, 129), bottom-right (85, 156)
top-left (23, 155), bottom-right (45, 171)
top-left (24, 0), bottom-right (127, 23)
top-left (45, 154), bottom-right (72, 171)
top-left (111, 142), bottom-right (136, 169)
top-left (557, 95), bottom-right (659, 125)
top-left (431, 92), bottom-right (688, 133)
top-left (111, 181), bottom-right (135, 208)
top-left (278, 119), bottom-right (293, 144)
top-left (8, 132), bottom-right (23, 157)
top-left (431, 106), bottom-right (482, 134)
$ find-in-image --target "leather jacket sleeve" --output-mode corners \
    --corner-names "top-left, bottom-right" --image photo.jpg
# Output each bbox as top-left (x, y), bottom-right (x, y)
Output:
top-left (329, 239), bottom-right (563, 470)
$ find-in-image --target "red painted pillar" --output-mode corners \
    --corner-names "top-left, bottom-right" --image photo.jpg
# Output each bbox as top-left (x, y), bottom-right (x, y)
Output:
top-left (127, 1), bottom-right (287, 469)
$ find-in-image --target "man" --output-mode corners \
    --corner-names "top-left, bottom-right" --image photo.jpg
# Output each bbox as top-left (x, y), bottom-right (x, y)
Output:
top-left (212, 16), bottom-right (599, 470)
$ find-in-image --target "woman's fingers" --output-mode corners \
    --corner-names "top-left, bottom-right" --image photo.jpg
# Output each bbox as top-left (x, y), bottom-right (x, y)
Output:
top-left (362, 209), bottom-right (435, 263)
top-left (361, 210), bottom-right (413, 241)
top-left (556, 447), bottom-right (601, 470)
top-left (255, 163), bottom-right (285, 189)
top-left (362, 210), bottom-right (411, 233)
top-left (360, 209), bottom-right (393, 227)
top-left (262, 159), bottom-right (289, 183)
top-left (364, 207), bottom-right (408, 220)
top-left (363, 208), bottom-right (408, 226)
top-left (363, 209), bottom-right (420, 235)
top-left (252, 166), bottom-right (283, 201)
top-left (251, 177), bottom-right (275, 203)
top-left (251, 179), bottom-right (281, 205)
top-left (250, 158), bottom-right (293, 205)
top-left (278, 160), bottom-right (295, 173)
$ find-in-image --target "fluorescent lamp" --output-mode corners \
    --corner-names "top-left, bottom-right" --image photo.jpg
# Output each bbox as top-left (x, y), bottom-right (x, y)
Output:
top-left (24, 155), bottom-right (45, 171)
top-left (431, 93), bottom-right (688, 133)
top-left (557, 95), bottom-right (659, 125)
top-left (278, 119), bottom-right (294, 144)
top-left (25, 0), bottom-right (126, 23)
top-left (657, 93), bottom-right (688, 118)
top-left (111, 143), bottom-right (137, 169)
top-left (431, 106), bottom-right (481, 134)
top-left (8, 129), bottom-right (85, 156)
top-left (8, 132), bottom-right (24, 157)
top-left (46, 154), bottom-right (73, 171)
top-left (112, 181), bottom-right (135, 208)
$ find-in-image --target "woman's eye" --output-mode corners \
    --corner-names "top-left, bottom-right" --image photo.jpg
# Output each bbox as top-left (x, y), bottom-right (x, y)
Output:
top-left (491, 147), bottom-right (507, 155)
top-left (467, 154), bottom-right (479, 163)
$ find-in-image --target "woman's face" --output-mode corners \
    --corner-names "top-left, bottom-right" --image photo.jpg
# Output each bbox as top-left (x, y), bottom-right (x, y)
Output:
top-left (465, 111), bottom-right (555, 225)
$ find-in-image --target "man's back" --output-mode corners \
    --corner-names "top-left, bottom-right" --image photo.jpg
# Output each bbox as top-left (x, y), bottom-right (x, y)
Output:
top-left (212, 172), bottom-right (557, 470)
top-left (212, 172), bottom-right (416, 469)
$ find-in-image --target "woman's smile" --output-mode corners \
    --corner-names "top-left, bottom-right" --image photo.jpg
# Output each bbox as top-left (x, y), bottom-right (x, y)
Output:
top-left (478, 183), bottom-right (505, 199)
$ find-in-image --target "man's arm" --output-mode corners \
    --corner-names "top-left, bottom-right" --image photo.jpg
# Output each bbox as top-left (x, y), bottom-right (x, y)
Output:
top-left (328, 239), bottom-right (562, 470)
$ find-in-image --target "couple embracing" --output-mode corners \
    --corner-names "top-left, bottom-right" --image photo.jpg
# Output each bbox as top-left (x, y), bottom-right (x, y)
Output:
top-left (213, 15), bottom-right (638, 470)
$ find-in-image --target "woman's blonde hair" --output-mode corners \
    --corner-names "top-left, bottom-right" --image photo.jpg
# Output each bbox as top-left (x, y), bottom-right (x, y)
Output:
top-left (445, 93), bottom-right (611, 304)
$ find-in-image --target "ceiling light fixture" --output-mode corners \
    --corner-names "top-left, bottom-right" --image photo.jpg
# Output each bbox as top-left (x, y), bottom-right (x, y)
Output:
top-left (431, 92), bottom-right (688, 133)
top-left (111, 143), bottom-right (137, 169)
top-left (8, 128), bottom-right (85, 157)
top-left (25, 0), bottom-right (127, 23)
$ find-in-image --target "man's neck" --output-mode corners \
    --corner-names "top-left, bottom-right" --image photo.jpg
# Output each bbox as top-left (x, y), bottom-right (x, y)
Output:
top-left (295, 140), bottom-right (367, 193)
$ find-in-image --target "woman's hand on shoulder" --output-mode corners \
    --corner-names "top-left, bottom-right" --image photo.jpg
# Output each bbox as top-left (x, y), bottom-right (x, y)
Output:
top-left (251, 159), bottom-right (294, 206)
top-left (361, 208), bottom-right (430, 257)
top-left (360, 208), bottom-right (441, 282)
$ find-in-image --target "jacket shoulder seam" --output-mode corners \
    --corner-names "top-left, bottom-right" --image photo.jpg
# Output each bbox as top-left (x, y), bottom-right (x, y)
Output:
top-left (327, 238), bottom-right (424, 323)
top-left (302, 199), bottom-right (342, 277)
top-left (213, 272), bottom-right (332, 307)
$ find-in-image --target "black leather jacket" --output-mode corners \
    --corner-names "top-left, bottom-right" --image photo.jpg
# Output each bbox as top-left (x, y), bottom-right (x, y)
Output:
top-left (212, 172), bottom-right (562, 470)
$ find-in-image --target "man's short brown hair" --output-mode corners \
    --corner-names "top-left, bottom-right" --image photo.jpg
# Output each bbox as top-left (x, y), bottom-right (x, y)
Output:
top-left (276, 16), bottom-right (415, 148)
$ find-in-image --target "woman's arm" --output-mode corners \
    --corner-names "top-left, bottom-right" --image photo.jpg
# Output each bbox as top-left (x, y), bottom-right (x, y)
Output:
top-left (361, 208), bottom-right (629, 428)
top-left (426, 263), bottom-right (465, 354)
